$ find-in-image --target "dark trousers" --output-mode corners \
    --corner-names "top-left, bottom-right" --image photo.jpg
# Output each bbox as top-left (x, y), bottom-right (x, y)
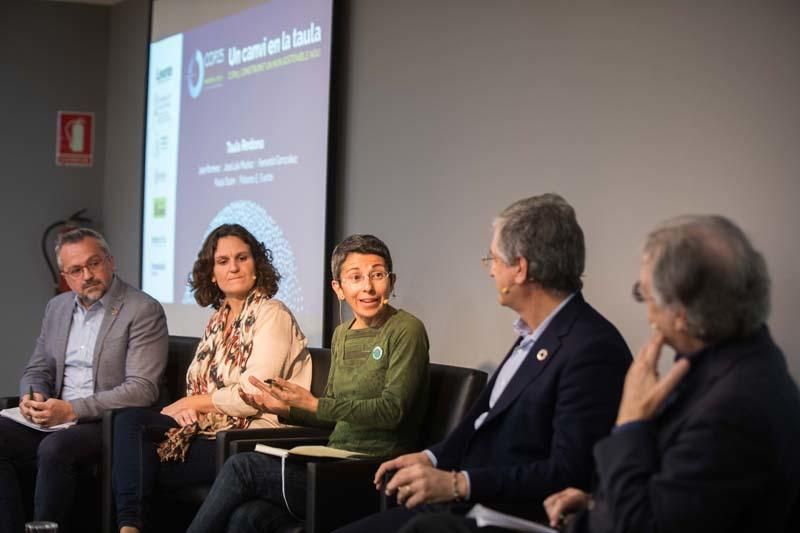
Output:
top-left (402, 512), bottom-right (524, 533)
top-left (334, 503), bottom-right (476, 533)
top-left (0, 416), bottom-right (101, 533)
top-left (187, 451), bottom-right (307, 533)
top-left (398, 511), bottom-right (569, 533)
top-left (399, 513), bottom-right (483, 533)
top-left (112, 408), bottom-right (216, 531)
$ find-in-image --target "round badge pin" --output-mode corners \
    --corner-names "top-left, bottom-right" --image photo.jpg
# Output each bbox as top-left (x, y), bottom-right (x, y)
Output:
top-left (371, 346), bottom-right (384, 360)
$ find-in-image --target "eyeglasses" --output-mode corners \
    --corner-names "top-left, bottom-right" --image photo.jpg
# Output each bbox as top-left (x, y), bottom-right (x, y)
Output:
top-left (62, 256), bottom-right (108, 280)
top-left (340, 271), bottom-right (392, 286)
top-left (480, 253), bottom-right (497, 268)
top-left (632, 281), bottom-right (645, 303)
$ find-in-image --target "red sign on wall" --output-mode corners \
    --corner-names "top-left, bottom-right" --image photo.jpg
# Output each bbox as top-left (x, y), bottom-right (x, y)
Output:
top-left (56, 111), bottom-right (94, 167)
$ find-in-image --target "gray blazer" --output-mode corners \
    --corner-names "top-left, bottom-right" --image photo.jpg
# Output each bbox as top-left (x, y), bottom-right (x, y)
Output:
top-left (19, 276), bottom-right (169, 420)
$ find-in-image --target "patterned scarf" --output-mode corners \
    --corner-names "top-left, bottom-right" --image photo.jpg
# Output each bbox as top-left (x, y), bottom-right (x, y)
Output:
top-left (158, 289), bottom-right (266, 462)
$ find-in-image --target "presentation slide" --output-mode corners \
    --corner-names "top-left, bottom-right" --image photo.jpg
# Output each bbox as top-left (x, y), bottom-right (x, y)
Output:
top-left (141, 0), bottom-right (333, 346)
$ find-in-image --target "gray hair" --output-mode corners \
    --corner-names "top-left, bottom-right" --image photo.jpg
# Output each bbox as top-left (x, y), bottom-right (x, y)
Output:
top-left (55, 227), bottom-right (112, 269)
top-left (644, 215), bottom-right (770, 343)
top-left (493, 193), bottom-right (585, 293)
top-left (331, 234), bottom-right (393, 281)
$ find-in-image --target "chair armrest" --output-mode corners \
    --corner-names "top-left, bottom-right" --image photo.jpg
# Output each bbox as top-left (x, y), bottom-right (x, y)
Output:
top-left (380, 470), bottom-right (400, 511)
top-left (0, 396), bottom-right (20, 409)
top-left (305, 457), bottom-right (388, 533)
top-left (215, 426), bottom-right (332, 473)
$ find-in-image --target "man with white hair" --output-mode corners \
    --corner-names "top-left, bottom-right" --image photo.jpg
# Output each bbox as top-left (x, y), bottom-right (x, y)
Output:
top-left (549, 214), bottom-right (800, 533)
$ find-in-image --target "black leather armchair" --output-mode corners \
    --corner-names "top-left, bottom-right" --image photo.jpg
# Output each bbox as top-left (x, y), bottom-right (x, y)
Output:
top-left (100, 334), bottom-right (199, 533)
top-left (0, 396), bottom-right (19, 409)
top-left (100, 336), bottom-right (333, 532)
top-left (228, 362), bottom-right (489, 533)
top-left (1, 332), bottom-right (194, 533)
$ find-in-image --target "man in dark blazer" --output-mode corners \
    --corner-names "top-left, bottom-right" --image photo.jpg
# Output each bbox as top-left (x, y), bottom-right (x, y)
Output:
top-left (400, 215), bottom-right (800, 533)
top-left (336, 194), bottom-right (631, 533)
top-left (0, 228), bottom-right (168, 533)
top-left (538, 215), bottom-right (800, 533)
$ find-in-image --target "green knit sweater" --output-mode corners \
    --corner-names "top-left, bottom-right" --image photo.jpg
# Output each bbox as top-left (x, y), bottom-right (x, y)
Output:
top-left (285, 308), bottom-right (430, 456)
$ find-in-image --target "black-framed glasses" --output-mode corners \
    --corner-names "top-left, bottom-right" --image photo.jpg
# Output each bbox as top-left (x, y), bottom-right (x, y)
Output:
top-left (480, 253), bottom-right (497, 268)
top-left (340, 270), bottom-right (392, 287)
top-left (62, 256), bottom-right (108, 280)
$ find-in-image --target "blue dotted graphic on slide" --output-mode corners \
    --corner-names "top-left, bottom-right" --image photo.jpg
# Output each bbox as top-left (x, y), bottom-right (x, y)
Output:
top-left (182, 200), bottom-right (304, 313)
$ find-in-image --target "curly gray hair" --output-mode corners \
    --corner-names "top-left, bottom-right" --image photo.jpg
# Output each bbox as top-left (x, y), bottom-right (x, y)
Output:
top-left (644, 215), bottom-right (770, 343)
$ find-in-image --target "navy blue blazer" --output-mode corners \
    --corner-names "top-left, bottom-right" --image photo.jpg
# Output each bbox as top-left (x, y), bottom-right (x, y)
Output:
top-left (428, 293), bottom-right (631, 520)
top-left (580, 326), bottom-right (800, 533)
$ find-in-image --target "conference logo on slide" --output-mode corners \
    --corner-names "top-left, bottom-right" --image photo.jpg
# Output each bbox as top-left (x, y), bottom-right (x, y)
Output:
top-left (186, 47), bottom-right (226, 99)
top-left (186, 50), bottom-right (205, 99)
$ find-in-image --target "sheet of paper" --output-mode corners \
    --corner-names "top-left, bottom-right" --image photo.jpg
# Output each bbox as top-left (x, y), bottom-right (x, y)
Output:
top-left (0, 407), bottom-right (77, 432)
top-left (466, 504), bottom-right (560, 533)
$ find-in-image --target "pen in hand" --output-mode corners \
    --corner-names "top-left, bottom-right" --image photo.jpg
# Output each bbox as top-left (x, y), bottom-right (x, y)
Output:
top-left (26, 385), bottom-right (39, 425)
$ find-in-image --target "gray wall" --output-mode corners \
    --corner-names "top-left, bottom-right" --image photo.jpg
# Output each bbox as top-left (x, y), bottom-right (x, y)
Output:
top-left (0, 0), bottom-right (109, 394)
top-left (332, 0), bottom-right (800, 376)
top-left (107, 0), bottom-right (800, 376)
top-left (2, 0), bottom-right (798, 394)
top-left (103, 0), bottom-right (150, 285)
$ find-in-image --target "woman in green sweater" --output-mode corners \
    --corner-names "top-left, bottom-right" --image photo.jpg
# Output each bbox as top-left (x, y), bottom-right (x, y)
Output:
top-left (187, 234), bottom-right (430, 533)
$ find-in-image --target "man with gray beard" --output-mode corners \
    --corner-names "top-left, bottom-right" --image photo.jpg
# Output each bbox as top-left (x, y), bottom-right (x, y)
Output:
top-left (0, 228), bottom-right (168, 533)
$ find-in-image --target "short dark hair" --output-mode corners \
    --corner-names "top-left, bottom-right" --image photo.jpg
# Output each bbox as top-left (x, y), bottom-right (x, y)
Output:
top-left (54, 228), bottom-right (112, 269)
top-left (644, 215), bottom-right (770, 343)
top-left (494, 193), bottom-right (585, 293)
top-left (330, 234), bottom-right (393, 281)
top-left (189, 224), bottom-right (281, 308)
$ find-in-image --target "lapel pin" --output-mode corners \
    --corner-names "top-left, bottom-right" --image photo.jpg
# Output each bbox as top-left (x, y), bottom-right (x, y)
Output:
top-left (371, 346), bottom-right (384, 360)
top-left (536, 349), bottom-right (549, 361)
top-left (111, 307), bottom-right (119, 316)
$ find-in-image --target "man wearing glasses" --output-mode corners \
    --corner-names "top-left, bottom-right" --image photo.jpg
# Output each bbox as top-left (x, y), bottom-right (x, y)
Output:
top-left (539, 215), bottom-right (800, 533)
top-left (400, 215), bottom-right (800, 533)
top-left (0, 228), bottom-right (168, 532)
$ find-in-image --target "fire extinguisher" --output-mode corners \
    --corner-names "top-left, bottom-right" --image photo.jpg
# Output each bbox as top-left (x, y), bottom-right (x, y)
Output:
top-left (41, 209), bottom-right (93, 295)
